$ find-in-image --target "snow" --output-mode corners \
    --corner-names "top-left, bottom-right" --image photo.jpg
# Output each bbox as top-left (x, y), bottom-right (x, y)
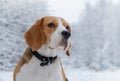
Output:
top-left (1, 67), bottom-right (120, 81)
top-left (66, 67), bottom-right (120, 81)
top-left (0, 71), bottom-right (13, 81)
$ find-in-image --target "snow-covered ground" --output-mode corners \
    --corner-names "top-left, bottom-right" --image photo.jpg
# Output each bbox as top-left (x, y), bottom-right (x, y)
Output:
top-left (1, 67), bottom-right (120, 81)
top-left (66, 67), bottom-right (120, 81)
top-left (0, 71), bottom-right (13, 81)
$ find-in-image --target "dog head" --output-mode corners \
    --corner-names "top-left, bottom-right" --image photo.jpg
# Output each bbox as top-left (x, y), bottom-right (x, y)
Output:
top-left (24, 16), bottom-right (71, 56)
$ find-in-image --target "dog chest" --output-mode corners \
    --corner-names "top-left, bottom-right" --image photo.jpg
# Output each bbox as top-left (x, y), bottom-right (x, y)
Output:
top-left (16, 56), bottom-right (63, 81)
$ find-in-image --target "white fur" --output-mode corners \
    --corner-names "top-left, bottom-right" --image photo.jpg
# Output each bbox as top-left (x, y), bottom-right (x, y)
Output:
top-left (16, 56), bottom-right (63, 81)
top-left (16, 18), bottom-right (70, 81)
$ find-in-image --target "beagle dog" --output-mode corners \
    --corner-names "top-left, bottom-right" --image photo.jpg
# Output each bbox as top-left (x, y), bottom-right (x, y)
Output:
top-left (13, 16), bottom-right (71, 81)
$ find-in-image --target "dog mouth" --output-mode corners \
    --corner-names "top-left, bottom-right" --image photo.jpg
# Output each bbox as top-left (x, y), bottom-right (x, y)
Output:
top-left (59, 39), bottom-right (68, 50)
top-left (49, 39), bottom-right (69, 51)
top-left (49, 46), bottom-right (55, 50)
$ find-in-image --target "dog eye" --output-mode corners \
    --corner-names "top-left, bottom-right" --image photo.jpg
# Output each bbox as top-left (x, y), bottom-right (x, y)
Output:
top-left (48, 23), bottom-right (55, 28)
top-left (66, 26), bottom-right (70, 30)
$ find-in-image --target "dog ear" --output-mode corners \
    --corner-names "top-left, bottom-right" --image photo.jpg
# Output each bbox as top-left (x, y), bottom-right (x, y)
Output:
top-left (24, 18), bottom-right (45, 51)
top-left (66, 27), bottom-right (71, 56)
top-left (66, 42), bottom-right (71, 56)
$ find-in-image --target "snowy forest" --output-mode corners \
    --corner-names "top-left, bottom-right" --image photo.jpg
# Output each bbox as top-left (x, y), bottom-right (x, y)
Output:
top-left (0, 0), bottom-right (49, 71)
top-left (1, 0), bottom-right (120, 71)
top-left (1, 0), bottom-right (120, 81)
top-left (72, 0), bottom-right (120, 71)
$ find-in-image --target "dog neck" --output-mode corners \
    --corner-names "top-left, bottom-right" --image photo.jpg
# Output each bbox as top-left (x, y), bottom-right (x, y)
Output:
top-left (16, 47), bottom-right (63, 81)
top-left (37, 45), bottom-right (59, 57)
top-left (31, 49), bottom-right (57, 66)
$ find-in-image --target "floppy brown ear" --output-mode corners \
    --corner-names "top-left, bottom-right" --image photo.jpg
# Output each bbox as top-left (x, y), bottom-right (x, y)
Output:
top-left (24, 18), bottom-right (45, 51)
top-left (66, 42), bottom-right (71, 56)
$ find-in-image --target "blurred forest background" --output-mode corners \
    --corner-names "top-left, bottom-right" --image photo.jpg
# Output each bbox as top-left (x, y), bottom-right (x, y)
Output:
top-left (0, 0), bottom-right (120, 71)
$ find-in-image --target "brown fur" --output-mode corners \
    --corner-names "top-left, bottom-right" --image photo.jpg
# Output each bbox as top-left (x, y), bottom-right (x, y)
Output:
top-left (61, 66), bottom-right (68, 81)
top-left (13, 47), bottom-right (33, 81)
top-left (24, 18), bottom-right (45, 51)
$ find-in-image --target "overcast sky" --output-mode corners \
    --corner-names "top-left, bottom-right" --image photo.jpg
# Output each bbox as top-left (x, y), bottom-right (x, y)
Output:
top-left (49, 0), bottom-right (120, 23)
top-left (49, 0), bottom-right (85, 23)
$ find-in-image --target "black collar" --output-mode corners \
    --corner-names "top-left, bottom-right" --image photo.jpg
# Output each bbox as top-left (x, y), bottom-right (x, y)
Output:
top-left (30, 49), bottom-right (57, 66)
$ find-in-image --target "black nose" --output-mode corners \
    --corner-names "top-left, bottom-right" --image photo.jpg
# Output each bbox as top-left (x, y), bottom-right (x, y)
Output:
top-left (61, 31), bottom-right (71, 39)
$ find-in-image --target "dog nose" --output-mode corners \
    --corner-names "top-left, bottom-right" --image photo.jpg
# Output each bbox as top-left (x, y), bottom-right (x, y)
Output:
top-left (61, 31), bottom-right (71, 39)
